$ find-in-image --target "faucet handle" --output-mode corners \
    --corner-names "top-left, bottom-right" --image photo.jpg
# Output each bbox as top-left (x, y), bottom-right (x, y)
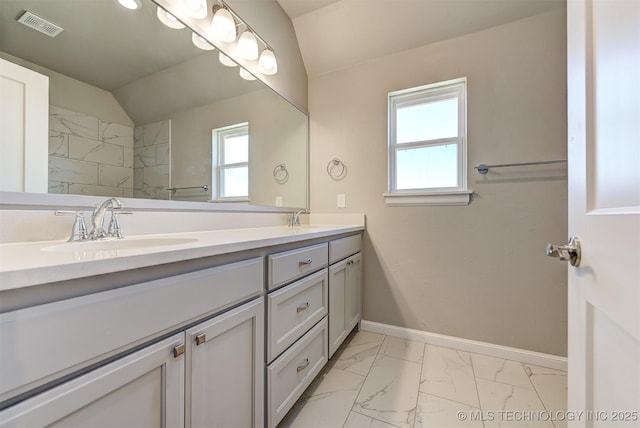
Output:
top-left (108, 211), bottom-right (132, 239)
top-left (55, 210), bottom-right (88, 242)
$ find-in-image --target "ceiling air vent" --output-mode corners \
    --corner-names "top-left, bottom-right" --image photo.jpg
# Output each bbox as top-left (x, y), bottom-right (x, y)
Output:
top-left (16, 11), bottom-right (64, 38)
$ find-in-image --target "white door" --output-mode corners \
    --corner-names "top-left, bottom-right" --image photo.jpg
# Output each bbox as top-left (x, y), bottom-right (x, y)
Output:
top-left (0, 58), bottom-right (48, 193)
top-left (564, 0), bottom-right (640, 426)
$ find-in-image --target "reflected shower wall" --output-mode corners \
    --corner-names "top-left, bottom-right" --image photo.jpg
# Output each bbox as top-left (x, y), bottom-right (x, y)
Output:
top-left (133, 120), bottom-right (170, 200)
top-left (48, 105), bottom-right (134, 198)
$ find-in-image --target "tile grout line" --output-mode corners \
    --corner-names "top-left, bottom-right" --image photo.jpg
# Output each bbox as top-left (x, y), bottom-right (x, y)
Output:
top-left (468, 351), bottom-right (487, 428)
top-left (519, 361), bottom-right (559, 428)
top-left (341, 331), bottom-right (386, 428)
top-left (411, 341), bottom-right (428, 428)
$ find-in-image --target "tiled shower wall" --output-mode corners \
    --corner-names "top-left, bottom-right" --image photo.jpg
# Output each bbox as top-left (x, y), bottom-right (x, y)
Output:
top-left (133, 121), bottom-right (170, 200)
top-left (47, 107), bottom-right (171, 200)
top-left (48, 106), bottom-right (134, 197)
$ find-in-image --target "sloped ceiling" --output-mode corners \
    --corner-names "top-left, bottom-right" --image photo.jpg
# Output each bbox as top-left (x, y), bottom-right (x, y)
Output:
top-left (277, 0), bottom-right (565, 77)
top-left (0, 0), bottom-right (262, 124)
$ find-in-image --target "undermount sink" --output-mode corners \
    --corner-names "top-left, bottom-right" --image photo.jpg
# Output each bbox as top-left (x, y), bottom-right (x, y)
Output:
top-left (42, 237), bottom-right (199, 253)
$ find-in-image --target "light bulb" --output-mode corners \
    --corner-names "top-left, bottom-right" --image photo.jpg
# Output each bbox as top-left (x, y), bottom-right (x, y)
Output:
top-left (258, 49), bottom-right (277, 75)
top-left (192, 33), bottom-right (214, 50)
top-left (157, 7), bottom-right (185, 29)
top-left (180, 0), bottom-right (207, 19)
top-left (117, 0), bottom-right (142, 10)
top-left (237, 30), bottom-right (258, 60)
top-left (219, 52), bottom-right (237, 67)
top-left (211, 7), bottom-right (236, 42)
top-left (239, 68), bottom-right (256, 81)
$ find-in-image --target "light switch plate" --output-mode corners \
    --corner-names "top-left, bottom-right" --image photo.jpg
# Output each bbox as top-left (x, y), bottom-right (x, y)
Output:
top-left (275, 196), bottom-right (283, 207)
top-left (337, 194), bottom-right (346, 208)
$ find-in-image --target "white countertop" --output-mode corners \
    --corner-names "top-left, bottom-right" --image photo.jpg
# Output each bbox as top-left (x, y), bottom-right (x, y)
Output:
top-left (0, 224), bottom-right (364, 291)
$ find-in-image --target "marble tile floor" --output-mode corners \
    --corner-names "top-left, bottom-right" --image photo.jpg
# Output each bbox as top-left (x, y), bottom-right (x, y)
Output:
top-left (279, 330), bottom-right (567, 428)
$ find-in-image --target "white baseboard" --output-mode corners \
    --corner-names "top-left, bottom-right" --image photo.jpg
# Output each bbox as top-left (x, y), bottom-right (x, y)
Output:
top-left (360, 320), bottom-right (567, 371)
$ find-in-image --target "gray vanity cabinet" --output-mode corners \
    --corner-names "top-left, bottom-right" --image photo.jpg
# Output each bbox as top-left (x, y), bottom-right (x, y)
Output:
top-left (328, 236), bottom-right (363, 358)
top-left (186, 298), bottom-right (264, 428)
top-left (0, 333), bottom-right (186, 427)
top-left (266, 243), bottom-right (330, 428)
top-left (0, 258), bottom-right (264, 428)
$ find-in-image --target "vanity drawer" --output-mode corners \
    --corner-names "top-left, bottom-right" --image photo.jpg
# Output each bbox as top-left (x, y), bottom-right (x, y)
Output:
top-left (267, 269), bottom-right (328, 362)
top-left (268, 243), bottom-right (328, 290)
top-left (267, 317), bottom-right (328, 428)
top-left (329, 234), bottom-right (362, 264)
top-left (0, 257), bottom-right (263, 403)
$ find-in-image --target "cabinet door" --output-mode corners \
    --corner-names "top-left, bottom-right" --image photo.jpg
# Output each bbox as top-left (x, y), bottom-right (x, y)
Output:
top-left (329, 258), bottom-right (348, 358)
top-left (0, 333), bottom-right (185, 428)
top-left (346, 253), bottom-right (362, 332)
top-left (186, 298), bottom-right (264, 428)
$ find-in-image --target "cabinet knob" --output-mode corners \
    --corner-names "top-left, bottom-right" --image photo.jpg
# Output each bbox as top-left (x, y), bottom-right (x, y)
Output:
top-left (297, 302), bottom-right (310, 313)
top-left (297, 358), bottom-right (310, 372)
top-left (299, 258), bottom-right (313, 266)
top-left (195, 333), bottom-right (206, 346)
top-left (173, 343), bottom-right (185, 358)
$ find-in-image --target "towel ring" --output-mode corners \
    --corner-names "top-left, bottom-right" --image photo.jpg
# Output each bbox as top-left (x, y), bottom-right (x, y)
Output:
top-left (273, 163), bottom-right (289, 184)
top-left (326, 158), bottom-right (347, 180)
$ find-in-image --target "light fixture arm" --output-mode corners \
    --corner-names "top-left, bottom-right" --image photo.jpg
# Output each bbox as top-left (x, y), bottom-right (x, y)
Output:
top-left (212, 0), bottom-right (275, 54)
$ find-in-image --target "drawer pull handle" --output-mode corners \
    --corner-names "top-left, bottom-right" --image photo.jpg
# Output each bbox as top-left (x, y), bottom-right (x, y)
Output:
top-left (173, 343), bottom-right (185, 358)
top-left (297, 302), bottom-right (310, 313)
top-left (195, 333), bottom-right (206, 346)
top-left (299, 258), bottom-right (313, 265)
top-left (297, 358), bottom-right (310, 372)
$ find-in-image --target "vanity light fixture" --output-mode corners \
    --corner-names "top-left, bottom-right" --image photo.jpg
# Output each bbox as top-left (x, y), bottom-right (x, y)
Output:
top-left (239, 68), bottom-right (257, 81)
top-left (219, 52), bottom-right (237, 67)
top-left (210, 5), bottom-right (236, 42)
top-left (258, 48), bottom-right (277, 75)
top-left (210, 0), bottom-right (279, 75)
top-left (192, 32), bottom-right (214, 50)
top-left (117, 0), bottom-right (142, 10)
top-left (156, 7), bottom-right (185, 29)
top-left (237, 30), bottom-right (259, 60)
top-left (180, 0), bottom-right (208, 19)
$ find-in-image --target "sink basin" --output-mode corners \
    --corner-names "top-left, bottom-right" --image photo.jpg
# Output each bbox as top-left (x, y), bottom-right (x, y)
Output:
top-left (42, 237), bottom-right (199, 253)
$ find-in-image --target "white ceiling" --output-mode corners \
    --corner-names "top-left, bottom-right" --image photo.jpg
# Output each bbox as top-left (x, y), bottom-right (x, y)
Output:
top-left (277, 0), bottom-right (565, 77)
top-left (276, 0), bottom-right (341, 18)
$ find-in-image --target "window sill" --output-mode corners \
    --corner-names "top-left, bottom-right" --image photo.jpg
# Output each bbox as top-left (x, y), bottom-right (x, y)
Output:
top-left (209, 198), bottom-right (250, 204)
top-left (383, 190), bottom-right (472, 206)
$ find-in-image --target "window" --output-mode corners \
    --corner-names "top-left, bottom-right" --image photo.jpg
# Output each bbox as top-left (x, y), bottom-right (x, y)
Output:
top-left (385, 77), bottom-right (471, 206)
top-left (212, 123), bottom-right (249, 201)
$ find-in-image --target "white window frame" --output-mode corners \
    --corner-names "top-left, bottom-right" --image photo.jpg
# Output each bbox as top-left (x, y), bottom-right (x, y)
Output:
top-left (385, 77), bottom-right (471, 206)
top-left (212, 122), bottom-right (250, 202)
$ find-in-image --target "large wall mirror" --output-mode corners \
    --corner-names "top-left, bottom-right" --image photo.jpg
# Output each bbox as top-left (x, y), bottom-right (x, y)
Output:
top-left (0, 0), bottom-right (308, 209)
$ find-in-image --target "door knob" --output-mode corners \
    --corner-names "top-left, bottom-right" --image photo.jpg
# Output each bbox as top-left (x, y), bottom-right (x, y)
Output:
top-left (546, 236), bottom-right (581, 267)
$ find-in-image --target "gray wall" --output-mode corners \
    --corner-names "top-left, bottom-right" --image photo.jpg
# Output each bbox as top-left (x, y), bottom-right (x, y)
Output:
top-left (0, 52), bottom-right (133, 127)
top-left (170, 88), bottom-right (307, 208)
top-left (309, 10), bottom-right (568, 356)
top-left (225, 0), bottom-right (308, 111)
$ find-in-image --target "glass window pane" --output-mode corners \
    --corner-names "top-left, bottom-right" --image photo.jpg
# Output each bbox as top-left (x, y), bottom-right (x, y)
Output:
top-left (222, 166), bottom-right (248, 197)
top-left (396, 97), bottom-right (458, 143)
top-left (223, 134), bottom-right (248, 164)
top-left (396, 144), bottom-right (458, 189)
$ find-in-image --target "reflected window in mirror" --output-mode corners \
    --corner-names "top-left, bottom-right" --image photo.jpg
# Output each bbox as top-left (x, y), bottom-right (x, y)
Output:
top-left (213, 123), bottom-right (249, 202)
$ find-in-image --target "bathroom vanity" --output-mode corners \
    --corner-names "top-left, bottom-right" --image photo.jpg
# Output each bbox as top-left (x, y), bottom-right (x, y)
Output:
top-left (0, 222), bottom-right (363, 427)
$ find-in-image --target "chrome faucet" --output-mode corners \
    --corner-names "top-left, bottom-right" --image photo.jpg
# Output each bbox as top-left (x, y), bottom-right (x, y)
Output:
top-left (90, 198), bottom-right (124, 239)
top-left (288, 209), bottom-right (307, 227)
